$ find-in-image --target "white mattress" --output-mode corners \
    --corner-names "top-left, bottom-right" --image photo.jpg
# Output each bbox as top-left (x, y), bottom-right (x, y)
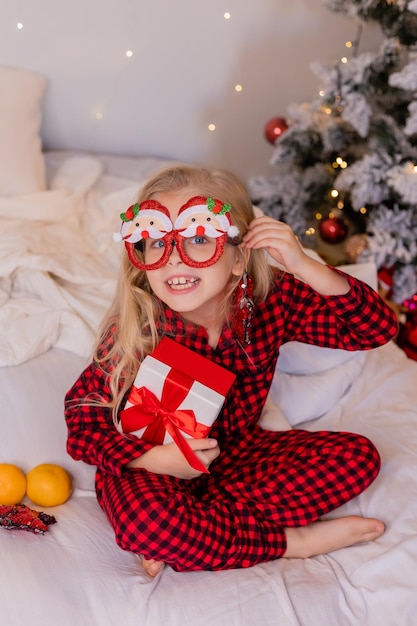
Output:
top-left (1, 151), bottom-right (417, 626)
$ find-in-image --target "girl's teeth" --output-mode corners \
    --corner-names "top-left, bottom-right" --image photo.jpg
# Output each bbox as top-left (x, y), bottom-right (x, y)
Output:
top-left (168, 277), bottom-right (198, 289)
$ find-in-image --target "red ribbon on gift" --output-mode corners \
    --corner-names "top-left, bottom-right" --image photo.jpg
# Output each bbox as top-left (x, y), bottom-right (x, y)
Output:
top-left (120, 367), bottom-right (211, 473)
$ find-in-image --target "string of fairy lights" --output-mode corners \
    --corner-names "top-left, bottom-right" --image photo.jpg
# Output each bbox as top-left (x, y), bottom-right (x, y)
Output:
top-left (312, 26), bottom-right (368, 237)
top-left (13, 5), bottom-right (242, 130)
top-left (208, 11), bottom-right (244, 133)
top-left (14, 2), bottom-right (415, 198)
top-left (311, 21), bottom-right (417, 242)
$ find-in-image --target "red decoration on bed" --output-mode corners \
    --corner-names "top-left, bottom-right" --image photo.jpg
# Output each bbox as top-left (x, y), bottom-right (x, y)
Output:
top-left (0, 503), bottom-right (57, 534)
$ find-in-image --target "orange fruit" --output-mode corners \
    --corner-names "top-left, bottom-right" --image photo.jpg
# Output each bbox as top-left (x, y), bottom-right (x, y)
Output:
top-left (0, 463), bottom-right (27, 505)
top-left (26, 464), bottom-right (73, 507)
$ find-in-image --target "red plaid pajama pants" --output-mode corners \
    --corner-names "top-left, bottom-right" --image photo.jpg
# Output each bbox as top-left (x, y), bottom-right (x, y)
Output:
top-left (97, 427), bottom-right (380, 571)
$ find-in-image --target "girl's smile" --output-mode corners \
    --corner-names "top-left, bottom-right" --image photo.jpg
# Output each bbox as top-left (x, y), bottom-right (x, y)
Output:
top-left (166, 275), bottom-right (200, 291)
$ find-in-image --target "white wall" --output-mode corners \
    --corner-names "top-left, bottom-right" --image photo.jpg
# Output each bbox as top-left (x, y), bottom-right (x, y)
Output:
top-left (0, 0), bottom-right (381, 181)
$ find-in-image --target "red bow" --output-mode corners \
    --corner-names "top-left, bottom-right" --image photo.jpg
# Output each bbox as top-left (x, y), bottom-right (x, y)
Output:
top-left (120, 368), bottom-right (211, 473)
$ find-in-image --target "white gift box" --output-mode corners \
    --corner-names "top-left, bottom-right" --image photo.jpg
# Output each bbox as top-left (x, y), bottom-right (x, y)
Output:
top-left (119, 337), bottom-right (235, 471)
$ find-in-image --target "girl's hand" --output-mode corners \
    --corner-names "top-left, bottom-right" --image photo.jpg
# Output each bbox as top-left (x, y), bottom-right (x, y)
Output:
top-left (243, 215), bottom-right (350, 295)
top-left (127, 438), bottom-right (220, 480)
top-left (243, 216), bottom-right (308, 276)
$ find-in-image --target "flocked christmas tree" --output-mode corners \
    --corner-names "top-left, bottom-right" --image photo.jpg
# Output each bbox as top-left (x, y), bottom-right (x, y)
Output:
top-left (249, 0), bottom-right (417, 310)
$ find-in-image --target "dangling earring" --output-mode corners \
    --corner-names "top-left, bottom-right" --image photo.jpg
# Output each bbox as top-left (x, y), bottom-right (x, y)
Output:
top-left (232, 269), bottom-right (255, 345)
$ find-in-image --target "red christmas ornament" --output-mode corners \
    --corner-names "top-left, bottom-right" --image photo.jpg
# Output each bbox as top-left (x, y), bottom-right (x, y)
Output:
top-left (264, 117), bottom-right (288, 145)
top-left (402, 293), bottom-right (417, 312)
top-left (407, 324), bottom-right (417, 346)
top-left (318, 216), bottom-right (348, 244)
top-left (398, 311), bottom-right (417, 361)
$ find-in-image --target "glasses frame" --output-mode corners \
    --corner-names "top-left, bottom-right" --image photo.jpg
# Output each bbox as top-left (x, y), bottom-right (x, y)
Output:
top-left (125, 230), bottom-right (229, 270)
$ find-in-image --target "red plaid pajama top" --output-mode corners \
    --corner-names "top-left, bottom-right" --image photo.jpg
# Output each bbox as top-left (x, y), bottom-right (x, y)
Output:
top-left (65, 268), bottom-right (398, 571)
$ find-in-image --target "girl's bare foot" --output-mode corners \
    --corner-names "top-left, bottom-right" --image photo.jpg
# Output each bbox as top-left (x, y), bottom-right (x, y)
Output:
top-left (283, 515), bottom-right (385, 559)
top-left (140, 555), bottom-right (166, 577)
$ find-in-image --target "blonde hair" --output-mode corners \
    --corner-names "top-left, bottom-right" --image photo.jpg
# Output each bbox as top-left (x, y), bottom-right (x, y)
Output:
top-left (94, 164), bottom-right (274, 420)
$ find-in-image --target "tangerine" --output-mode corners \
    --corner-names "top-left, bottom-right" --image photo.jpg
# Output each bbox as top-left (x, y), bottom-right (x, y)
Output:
top-left (0, 463), bottom-right (27, 505)
top-left (26, 463), bottom-right (73, 507)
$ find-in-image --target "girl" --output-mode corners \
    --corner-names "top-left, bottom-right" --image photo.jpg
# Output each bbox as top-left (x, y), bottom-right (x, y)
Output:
top-left (65, 165), bottom-right (398, 576)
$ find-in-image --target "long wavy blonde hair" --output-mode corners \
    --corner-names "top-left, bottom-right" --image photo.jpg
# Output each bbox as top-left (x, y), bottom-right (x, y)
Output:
top-left (94, 164), bottom-right (274, 420)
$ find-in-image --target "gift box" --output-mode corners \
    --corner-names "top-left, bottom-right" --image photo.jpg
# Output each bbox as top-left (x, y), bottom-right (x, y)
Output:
top-left (119, 337), bottom-right (235, 472)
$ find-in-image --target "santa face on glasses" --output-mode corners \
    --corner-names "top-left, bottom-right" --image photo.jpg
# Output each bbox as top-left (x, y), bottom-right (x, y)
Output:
top-left (114, 196), bottom-right (240, 270)
top-left (173, 197), bottom-right (239, 240)
top-left (114, 200), bottom-right (173, 244)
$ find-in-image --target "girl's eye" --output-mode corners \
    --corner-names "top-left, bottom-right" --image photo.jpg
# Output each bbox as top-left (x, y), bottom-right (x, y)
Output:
top-left (191, 235), bottom-right (207, 245)
top-left (151, 239), bottom-right (165, 249)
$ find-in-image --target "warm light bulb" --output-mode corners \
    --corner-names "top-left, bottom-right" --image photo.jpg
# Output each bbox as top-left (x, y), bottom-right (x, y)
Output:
top-left (208, 123), bottom-right (216, 131)
top-left (341, 57), bottom-right (348, 64)
top-left (335, 156), bottom-right (348, 169)
top-left (330, 189), bottom-right (339, 198)
top-left (17, 22), bottom-right (23, 29)
top-left (224, 12), bottom-right (231, 19)
top-left (319, 89), bottom-right (325, 97)
top-left (126, 50), bottom-right (133, 58)
top-left (305, 227), bottom-right (316, 236)
top-left (413, 165), bottom-right (417, 173)
top-left (359, 207), bottom-right (367, 214)
top-left (234, 84), bottom-right (243, 92)
top-left (345, 41), bottom-right (352, 48)
top-left (95, 112), bottom-right (104, 120)
top-left (324, 107), bottom-right (332, 115)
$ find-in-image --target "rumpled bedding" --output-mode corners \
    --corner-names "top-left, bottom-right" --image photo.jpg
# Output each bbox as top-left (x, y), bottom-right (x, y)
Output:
top-left (0, 156), bottom-right (138, 366)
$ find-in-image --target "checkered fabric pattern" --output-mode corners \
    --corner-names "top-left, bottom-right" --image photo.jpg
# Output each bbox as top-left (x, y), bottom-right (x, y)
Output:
top-left (65, 268), bottom-right (398, 571)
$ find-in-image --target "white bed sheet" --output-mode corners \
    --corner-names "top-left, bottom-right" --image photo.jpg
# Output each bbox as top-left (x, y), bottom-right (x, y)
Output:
top-left (1, 341), bottom-right (417, 626)
top-left (1, 151), bottom-right (417, 626)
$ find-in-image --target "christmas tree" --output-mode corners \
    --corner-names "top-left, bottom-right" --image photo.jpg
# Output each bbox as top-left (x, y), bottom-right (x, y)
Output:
top-left (249, 0), bottom-right (417, 309)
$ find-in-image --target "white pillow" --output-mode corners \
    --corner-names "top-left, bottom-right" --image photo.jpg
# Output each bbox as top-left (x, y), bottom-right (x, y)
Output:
top-left (0, 66), bottom-right (47, 195)
top-left (260, 261), bottom-right (378, 429)
top-left (276, 260), bottom-right (378, 374)
top-left (265, 352), bottom-right (366, 427)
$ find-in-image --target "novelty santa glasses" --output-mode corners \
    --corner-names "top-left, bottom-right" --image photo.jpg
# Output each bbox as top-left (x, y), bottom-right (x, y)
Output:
top-left (114, 196), bottom-right (240, 270)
